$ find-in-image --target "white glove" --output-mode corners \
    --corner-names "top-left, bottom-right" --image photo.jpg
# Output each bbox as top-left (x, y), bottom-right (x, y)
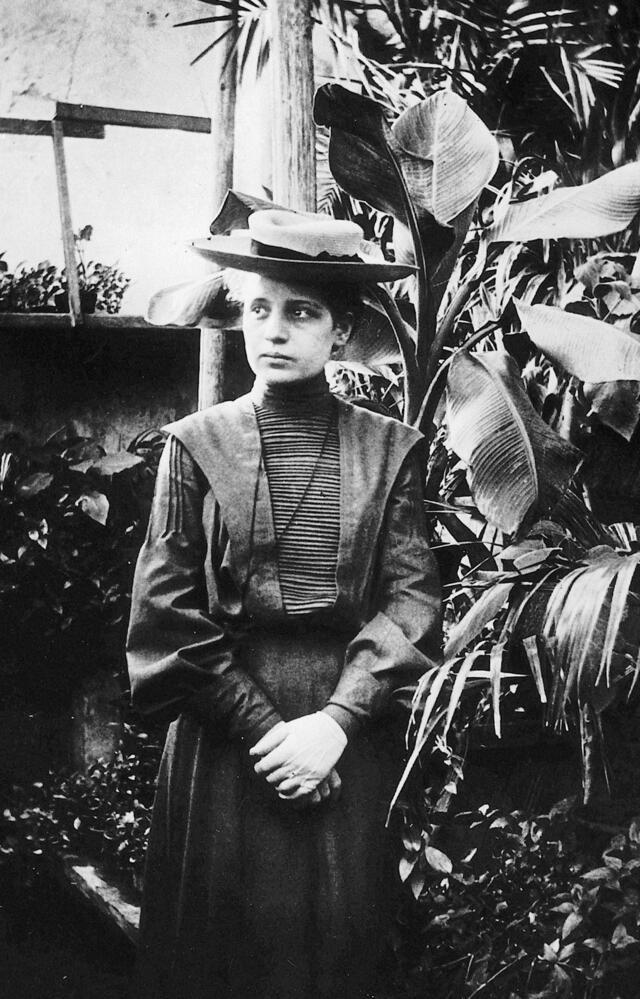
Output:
top-left (250, 712), bottom-right (347, 798)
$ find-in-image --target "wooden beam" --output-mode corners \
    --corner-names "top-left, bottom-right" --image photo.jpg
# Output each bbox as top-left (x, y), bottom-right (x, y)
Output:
top-left (51, 121), bottom-right (82, 326)
top-left (269, 0), bottom-right (316, 211)
top-left (55, 101), bottom-right (211, 134)
top-left (198, 6), bottom-right (239, 411)
top-left (0, 117), bottom-right (104, 139)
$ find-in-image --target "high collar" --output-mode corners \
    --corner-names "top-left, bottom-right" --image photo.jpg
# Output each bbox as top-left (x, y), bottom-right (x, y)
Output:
top-left (250, 372), bottom-right (331, 408)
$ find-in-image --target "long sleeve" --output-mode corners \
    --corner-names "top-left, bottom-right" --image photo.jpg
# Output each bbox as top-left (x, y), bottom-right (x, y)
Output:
top-left (126, 436), bottom-right (282, 743)
top-left (325, 447), bottom-right (442, 734)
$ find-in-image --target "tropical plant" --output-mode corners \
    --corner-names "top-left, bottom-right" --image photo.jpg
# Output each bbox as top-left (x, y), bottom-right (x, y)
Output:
top-left (161, 79), bottom-right (640, 814)
top-left (0, 425), bottom-right (165, 703)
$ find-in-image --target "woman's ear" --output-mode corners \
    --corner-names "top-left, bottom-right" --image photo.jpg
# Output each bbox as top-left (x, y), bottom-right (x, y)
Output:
top-left (332, 312), bottom-right (354, 348)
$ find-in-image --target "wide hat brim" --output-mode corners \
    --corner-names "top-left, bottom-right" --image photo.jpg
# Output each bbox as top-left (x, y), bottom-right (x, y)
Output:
top-left (190, 233), bottom-right (416, 284)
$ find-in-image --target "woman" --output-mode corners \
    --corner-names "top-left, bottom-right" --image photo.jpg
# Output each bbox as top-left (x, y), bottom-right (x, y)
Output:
top-left (127, 208), bottom-right (442, 999)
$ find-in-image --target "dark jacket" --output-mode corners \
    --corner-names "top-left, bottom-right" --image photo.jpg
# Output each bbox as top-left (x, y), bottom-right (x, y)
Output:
top-left (126, 392), bottom-right (442, 743)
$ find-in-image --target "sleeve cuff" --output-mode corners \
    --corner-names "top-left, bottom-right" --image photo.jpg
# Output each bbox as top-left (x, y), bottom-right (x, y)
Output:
top-left (322, 703), bottom-right (361, 739)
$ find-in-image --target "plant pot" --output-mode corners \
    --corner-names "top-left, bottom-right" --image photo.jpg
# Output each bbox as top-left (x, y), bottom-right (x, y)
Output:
top-left (54, 289), bottom-right (98, 314)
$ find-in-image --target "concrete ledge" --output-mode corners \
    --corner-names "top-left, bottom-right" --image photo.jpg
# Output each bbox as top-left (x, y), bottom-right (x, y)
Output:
top-left (61, 855), bottom-right (140, 945)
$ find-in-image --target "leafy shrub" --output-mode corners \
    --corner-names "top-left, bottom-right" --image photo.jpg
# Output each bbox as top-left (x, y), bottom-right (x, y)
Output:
top-left (0, 227), bottom-right (130, 314)
top-left (0, 255), bottom-right (63, 312)
top-left (0, 425), bottom-right (165, 703)
top-left (0, 720), bottom-right (162, 895)
top-left (395, 799), bottom-right (640, 998)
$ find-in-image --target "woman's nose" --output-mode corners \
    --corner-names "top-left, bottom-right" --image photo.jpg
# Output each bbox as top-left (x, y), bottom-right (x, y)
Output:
top-left (263, 311), bottom-right (288, 341)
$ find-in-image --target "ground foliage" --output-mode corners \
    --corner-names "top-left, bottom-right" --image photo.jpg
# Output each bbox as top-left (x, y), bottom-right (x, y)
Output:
top-left (0, 720), bottom-right (162, 896)
top-left (392, 797), bottom-right (640, 999)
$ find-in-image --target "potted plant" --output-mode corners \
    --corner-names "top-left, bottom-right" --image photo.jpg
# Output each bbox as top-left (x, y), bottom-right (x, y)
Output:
top-left (53, 225), bottom-right (130, 314)
top-left (0, 254), bottom-right (64, 312)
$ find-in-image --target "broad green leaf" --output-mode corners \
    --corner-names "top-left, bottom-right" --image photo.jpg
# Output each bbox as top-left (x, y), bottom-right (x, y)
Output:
top-left (146, 273), bottom-right (241, 328)
top-left (209, 189), bottom-right (285, 236)
top-left (398, 855), bottom-right (418, 882)
top-left (486, 163), bottom-right (640, 242)
top-left (315, 85), bottom-right (497, 323)
top-left (446, 351), bottom-right (581, 534)
top-left (391, 91), bottom-right (499, 226)
top-left (424, 846), bottom-right (453, 875)
top-left (16, 472), bottom-right (53, 498)
top-left (517, 301), bottom-right (640, 382)
top-left (314, 82), bottom-right (450, 372)
top-left (76, 491), bottom-right (109, 526)
top-left (313, 83), bottom-right (454, 254)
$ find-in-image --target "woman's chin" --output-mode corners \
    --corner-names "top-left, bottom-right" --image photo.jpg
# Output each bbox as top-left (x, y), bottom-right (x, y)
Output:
top-left (257, 363), bottom-right (319, 385)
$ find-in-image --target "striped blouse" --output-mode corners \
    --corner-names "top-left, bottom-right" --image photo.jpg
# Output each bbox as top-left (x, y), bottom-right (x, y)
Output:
top-left (252, 375), bottom-right (340, 616)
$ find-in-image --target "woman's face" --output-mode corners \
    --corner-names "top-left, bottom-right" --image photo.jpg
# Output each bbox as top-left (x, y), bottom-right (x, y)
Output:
top-left (241, 274), bottom-right (351, 385)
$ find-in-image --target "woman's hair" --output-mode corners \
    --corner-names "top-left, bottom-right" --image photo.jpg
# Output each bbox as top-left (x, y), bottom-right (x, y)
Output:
top-left (223, 268), bottom-right (365, 329)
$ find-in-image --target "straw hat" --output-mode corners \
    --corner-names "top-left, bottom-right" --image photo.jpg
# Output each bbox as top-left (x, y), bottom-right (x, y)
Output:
top-left (190, 208), bottom-right (416, 284)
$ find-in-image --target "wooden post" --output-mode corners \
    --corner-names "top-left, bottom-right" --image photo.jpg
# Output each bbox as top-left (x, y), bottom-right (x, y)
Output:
top-left (198, 6), bottom-right (239, 410)
top-left (269, 0), bottom-right (316, 211)
top-left (52, 121), bottom-right (83, 326)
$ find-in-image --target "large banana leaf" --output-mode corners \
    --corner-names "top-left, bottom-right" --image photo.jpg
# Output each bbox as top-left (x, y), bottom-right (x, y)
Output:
top-left (146, 273), bottom-right (241, 327)
top-left (517, 301), bottom-right (640, 382)
top-left (446, 351), bottom-right (581, 535)
top-left (391, 92), bottom-right (499, 227)
top-left (486, 163), bottom-right (640, 243)
top-left (517, 301), bottom-right (640, 440)
top-left (209, 189), bottom-right (285, 235)
top-left (313, 83), bottom-right (455, 256)
top-left (314, 84), bottom-right (498, 386)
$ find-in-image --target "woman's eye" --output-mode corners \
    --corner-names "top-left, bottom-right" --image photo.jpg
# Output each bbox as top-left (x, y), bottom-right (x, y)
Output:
top-left (250, 304), bottom-right (268, 317)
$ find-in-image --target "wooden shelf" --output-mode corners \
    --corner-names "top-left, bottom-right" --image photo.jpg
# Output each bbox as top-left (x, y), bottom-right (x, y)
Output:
top-left (0, 312), bottom-right (199, 334)
top-left (61, 854), bottom-right (140, 945)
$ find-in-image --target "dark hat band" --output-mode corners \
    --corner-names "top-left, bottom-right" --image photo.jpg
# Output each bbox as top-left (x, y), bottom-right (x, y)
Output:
top-left (250, 238), bottom-right (360, 265)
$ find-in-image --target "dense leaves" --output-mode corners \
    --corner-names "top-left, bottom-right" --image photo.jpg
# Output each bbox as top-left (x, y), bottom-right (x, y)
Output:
top-left (0, 720), bottom-right (162, 895)
top-left (0, 426), bottom-right (165, 702)
top-left (395, 799), bottom-right (640, 999)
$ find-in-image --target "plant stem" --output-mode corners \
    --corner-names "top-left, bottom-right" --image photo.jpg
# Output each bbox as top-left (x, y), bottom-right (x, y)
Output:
top-left (370, 285), bottom-right (422, 423)
top-left (415, 321), bottom-right (499, 438)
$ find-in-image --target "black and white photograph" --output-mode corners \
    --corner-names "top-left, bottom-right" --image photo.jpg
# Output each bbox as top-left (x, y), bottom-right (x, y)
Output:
top-left (2, 3), bottom-right (640, 997)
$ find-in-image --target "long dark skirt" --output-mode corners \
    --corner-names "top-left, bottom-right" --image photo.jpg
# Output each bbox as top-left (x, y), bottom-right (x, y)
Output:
top-left (133, 624), bottom-right (402, 999)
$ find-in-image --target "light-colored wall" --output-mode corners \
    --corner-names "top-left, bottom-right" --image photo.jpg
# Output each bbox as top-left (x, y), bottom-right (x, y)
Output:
top-left (0, 0), bottom-right (274, 313)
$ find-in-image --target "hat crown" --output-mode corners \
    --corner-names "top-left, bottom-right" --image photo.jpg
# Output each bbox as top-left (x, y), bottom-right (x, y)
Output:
top-left (248, 209), bottom-right (363, 259)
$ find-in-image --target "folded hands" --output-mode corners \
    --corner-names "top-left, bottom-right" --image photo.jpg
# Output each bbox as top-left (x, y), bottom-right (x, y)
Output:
top-left (250, 712), bottom-right (347, 808)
